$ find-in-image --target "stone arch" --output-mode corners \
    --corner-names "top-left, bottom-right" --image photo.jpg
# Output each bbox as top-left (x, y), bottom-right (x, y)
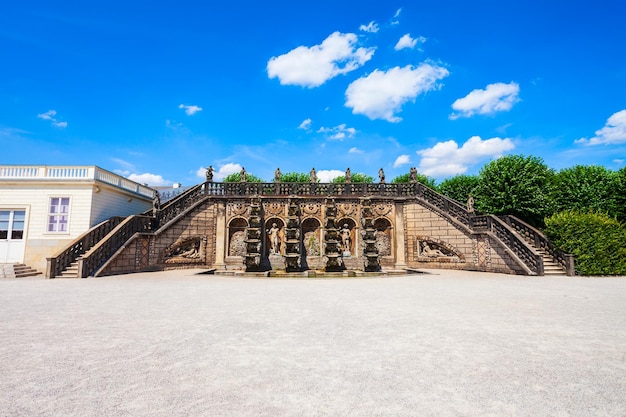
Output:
top-left (228, 217), bottom-right (248, 257)
top-left (264, 217), bottom-right (285, 256)
top-left (373, 217), bottom-right (392, 256)
top-left (301, 217), bottom-right (321, 257)
top-left (336, 217), bottom-right (357, 254)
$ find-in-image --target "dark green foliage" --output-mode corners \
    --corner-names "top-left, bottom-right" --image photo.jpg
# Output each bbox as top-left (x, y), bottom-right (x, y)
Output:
top-left (545, 211), bottom-right (626, 275)
top-left (437, 175), bottom-right (480, 203)
top-left (223, 172), bottom-right (263, 183)
top-left (391, 173), bottom-right (437, 188)
top-left (616, 167), bottom-right (626, 222)
top-left (551, 165), bottom-right (621, 218)
top-left (474, 155), bottom-right (555, 226)
top-left (332, 173), bottom-right (374, 183)
top-left (279, 172), bottom-right (310, 183)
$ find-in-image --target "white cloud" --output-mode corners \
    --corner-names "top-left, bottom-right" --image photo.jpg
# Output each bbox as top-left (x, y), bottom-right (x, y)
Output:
top-left (316, 169), bottom-right (344, 182)
top-left (128, 173), bottom-right (170, 186)
top-left (298, 118), bottom-right (312, 130)
top-left (178, 104), bottom-right (202, 116)
top-left (37, 109), bottom-right (67, 128)
top-left (391, 8), bottom-right (402, 24)
top-left (317, 123), bottom-right (357, 140)
top-left (575, 109), bottom-right (626, 145)
top-left (213, 163), bottom-right (241, 180)
top-left (359, 21), bottom-right (379, 33)
top-left (166, 119), bottom-right (183, 129)
top-left (417, 136), bottom-right (515, 177)
top-left (345, 63), bottom-right (449, 122)
top-left (393, 154), bottom-right (410, 167)
top-left (450, 82), bottom-right (520, 119)
top-left (267, 32), bottom-right (375, 88)
top-left (349, 147), bottom-right (364, 154)
top-left (394, 34), bottom-right (425, 51)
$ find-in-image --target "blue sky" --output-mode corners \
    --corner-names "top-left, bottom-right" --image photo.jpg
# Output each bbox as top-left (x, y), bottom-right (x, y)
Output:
top-left (2, 1), bottom-right (625, 186)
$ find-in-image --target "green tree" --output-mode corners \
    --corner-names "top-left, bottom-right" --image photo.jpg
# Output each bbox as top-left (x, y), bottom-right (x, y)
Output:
top-left (331, 173), bottom-right (374, 183)
top-left (616, 167), bottom-right (626, 222)
top-left (437, 174), bottom-right (480, 203)
top-left (551, 165), bottom-right (620, 217)
top-left (545, 210), bottom-right (626, 275)
top-left (391, 173), bottom-right (437, 188)
top-left (223, 172), bottom-right (263, 183)
top-left (279, 172), bottom-right (310, 183)
top-left (474, 155), bottom-right (555, 226)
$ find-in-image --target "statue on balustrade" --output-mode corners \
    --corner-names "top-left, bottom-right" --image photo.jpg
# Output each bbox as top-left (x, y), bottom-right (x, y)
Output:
top-left (378, 168), bottom-right (385, 183)
top-left (274, 168), bottom-right (281, 183)
top-left (409, 167), bottom-right (418, 183)
top-left (345, 168), bottom-right (351, 183)
top-left (206, 165), bottom-right (214, 182)
top-left (310, 167), bottom-right (317, 183)
top-left (240, 167), bottom-right (247, 182)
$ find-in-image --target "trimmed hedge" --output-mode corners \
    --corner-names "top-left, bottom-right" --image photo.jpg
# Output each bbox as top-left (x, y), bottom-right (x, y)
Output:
top-left (545, 211), bottom-right (626, 276)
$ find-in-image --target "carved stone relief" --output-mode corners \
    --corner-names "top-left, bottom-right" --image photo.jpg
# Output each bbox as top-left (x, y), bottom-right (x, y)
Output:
top-left (164, 237), bottom-right (206, 263)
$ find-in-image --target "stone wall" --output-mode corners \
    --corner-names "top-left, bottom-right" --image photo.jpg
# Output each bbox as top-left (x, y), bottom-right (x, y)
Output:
top-left (99, 201), bottom-right (217, 276)
top-left (403, 202), bottom-right (525, 274)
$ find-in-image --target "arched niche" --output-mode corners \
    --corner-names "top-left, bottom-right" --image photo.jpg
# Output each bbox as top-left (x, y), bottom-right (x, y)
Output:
top-left (373, 217), bottom-right (392, 256)
top-left (301, 217), bottom-right (321, 257)
top-left (336, 217), bottom-right (357, 254)
top-left (228, 217), bottom-right (248, 257)
top-left (264, 217), bottom-right (285, 256)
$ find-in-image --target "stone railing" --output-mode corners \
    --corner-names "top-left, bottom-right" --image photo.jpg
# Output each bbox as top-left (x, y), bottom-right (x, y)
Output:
top-left (501, 215), bottom-right (575, 275)
top-left (0, 165), bottom-right (155, 199)
top-left (471, 215), bottom-right (543, 275)
top-left (154, 184), bottom-right (206, 227)
top-left (46, 216), bottom-right (125, 278)
top-left (77, 215), bottom-right (154, 277)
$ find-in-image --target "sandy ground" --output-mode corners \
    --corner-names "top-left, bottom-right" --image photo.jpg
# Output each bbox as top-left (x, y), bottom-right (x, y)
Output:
top-left (0, 269), bottom-right (625, 417)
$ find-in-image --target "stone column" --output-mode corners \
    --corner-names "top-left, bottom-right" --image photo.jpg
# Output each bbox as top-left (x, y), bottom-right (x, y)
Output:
top-left (214, 200), bottom-right (227, 270)
top-left (394, 202), bottom-right (407, 269)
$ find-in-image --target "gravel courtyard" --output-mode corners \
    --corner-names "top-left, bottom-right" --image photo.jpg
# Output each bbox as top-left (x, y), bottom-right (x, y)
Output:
top-left (1, 269), bottom-right (625, 417)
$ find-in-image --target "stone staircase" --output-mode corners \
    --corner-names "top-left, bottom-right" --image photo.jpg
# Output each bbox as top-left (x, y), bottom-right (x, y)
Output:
top-left (0, 263), bottom-right (42, 278)
top-left (536, 248), bottom-right (567, 276)
top-left (57, 261), bottom-right (80, 278)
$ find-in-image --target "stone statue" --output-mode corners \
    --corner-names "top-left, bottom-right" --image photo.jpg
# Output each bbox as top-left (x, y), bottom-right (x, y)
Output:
top-left (340, 223), bottom-right (351, 252)
top-left (206, 166), bottom-right (214, 182)
top-left (467, 194), bottom-right (475, 214)
top-left (274, 168), bottom-right (281, 183)
top-left (378, 168), bottom-right (385, 184)
top-left (152, 192), bottom-right (160, 217)
top-left (422, 241), bottom-right (446, 257)
top-left (267, 222), bottom-right (281, 254)
top-left (310, 167), bottom-right (317, 183)
top-left (240, 167), bottom-right (247, 182)
top-left (345, 167), bottom-right (351, 183)
top-left (409, 167), bottom-right (417, 183)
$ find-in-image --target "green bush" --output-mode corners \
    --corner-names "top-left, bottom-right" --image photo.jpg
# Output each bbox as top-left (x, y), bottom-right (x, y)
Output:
top-left (437, 174), bottom-right (480, 203)
top-left (223, 172), bottom-right (263, 182)
top-left (391, 173), bottom-right (437, 188)
top-left (279, 172), bottom-right (310, 183)
top-left (545, 211), bottom-right (626, 275)
top-left (332, 173), bottom-right (374, 183)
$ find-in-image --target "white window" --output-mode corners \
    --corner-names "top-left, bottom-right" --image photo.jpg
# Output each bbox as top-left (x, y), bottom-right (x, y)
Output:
top-left (48, 197), bottom-right (70, 232)
top-left (0, 210), bottom-right (25, 240)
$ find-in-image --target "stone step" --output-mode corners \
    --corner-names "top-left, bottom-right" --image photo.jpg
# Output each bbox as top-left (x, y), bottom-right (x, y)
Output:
top-left (0, 263), bottom-right (42, 278)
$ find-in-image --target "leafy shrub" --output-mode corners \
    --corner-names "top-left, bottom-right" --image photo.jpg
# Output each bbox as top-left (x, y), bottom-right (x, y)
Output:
top-left (437, 174), bottom-right (480, 203)
top-left (544, 211), bottom-right (626, 275)
top-left (391, 173), bottom-right (437, 188)
top-left (332, 173), bottom-right (374, 183)
top-left (223, 172), bottom-right (263, 182)
top-left (279, 172), bottom-right (310, 183)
